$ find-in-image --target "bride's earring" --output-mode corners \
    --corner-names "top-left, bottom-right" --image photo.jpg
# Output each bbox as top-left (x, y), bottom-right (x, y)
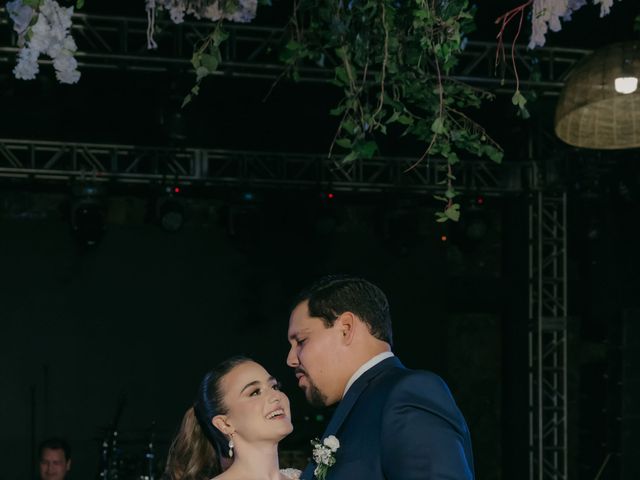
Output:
top-left (228, 436), bottom-right (235, 458)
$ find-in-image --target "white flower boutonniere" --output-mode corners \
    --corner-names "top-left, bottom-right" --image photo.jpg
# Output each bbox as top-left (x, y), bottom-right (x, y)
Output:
top-left (311, 435), bottom-right (340, 480)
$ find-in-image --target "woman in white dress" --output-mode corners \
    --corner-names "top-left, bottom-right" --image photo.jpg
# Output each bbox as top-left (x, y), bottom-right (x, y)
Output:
top-left (163, 356), bottom-right (300, 480)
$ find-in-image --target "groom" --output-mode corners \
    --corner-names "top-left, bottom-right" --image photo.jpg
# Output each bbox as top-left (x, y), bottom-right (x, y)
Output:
top-left (287, 275), bottom-right (475, 479)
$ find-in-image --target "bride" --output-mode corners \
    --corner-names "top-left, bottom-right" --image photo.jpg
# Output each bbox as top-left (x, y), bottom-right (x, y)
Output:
top-left (163, 356), bottom-right (300, 480)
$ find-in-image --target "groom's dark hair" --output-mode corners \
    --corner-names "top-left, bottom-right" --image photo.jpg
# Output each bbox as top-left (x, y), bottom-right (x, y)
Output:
top-left (293, 275), bottom-right (393, 346)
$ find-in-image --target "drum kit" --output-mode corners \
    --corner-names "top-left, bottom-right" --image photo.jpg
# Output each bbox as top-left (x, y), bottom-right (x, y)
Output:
top-left (97, 425), bottom-right (167, 480)
top-left (96, 397), bottom-right (169, 480)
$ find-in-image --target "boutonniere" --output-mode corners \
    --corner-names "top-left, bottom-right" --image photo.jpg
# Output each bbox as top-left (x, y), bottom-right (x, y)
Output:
top-left (311, 435), bottom-right (340, 480)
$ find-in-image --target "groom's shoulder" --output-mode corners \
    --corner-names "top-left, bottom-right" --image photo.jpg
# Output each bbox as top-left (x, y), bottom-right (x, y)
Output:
top-left (377, 363), bottom-right (455, 403)
top-left (379, 359), bottom-right (447, 385)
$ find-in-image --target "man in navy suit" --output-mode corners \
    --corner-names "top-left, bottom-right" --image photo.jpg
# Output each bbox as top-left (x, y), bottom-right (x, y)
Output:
top-left (287, 275), bottom-right (474, 480)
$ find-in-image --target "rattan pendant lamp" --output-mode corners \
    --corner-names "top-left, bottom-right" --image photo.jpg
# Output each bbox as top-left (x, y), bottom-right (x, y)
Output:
top-left (555, 41), bottom-right (640, 149)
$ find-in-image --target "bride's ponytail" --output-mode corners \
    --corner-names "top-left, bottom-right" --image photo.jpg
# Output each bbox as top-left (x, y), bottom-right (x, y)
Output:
top-left (164, 356), bottom-right (253, 480)
top-left (163, 407), bottom-right (219, 480)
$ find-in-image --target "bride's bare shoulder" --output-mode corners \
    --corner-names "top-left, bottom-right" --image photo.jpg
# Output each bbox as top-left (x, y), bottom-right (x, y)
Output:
top-left (211, 470), bottom-right (300, 480)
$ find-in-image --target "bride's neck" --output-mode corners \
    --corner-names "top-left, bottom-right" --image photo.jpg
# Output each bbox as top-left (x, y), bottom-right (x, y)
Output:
top-left (225, 441), bottom-right (281, 480)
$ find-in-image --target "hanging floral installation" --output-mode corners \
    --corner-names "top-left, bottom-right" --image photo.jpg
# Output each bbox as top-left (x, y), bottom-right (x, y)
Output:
top-left (528, 0), bottom-right (614, 49)
top-left (496, 0), bottom-right (616, 117)
top-left (145, 0), bottom-right (257, 27)
top-left (2, 0), bottom-right (621, 220)
top-left (7, 0), bottom-right (82, 84)
top-left (145, 0), bottom-right (262, 106)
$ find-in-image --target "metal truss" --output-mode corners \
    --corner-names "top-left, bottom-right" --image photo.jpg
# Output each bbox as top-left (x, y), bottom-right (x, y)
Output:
top-left (0, 138), bottom-right (528, 194)
top-left (528, 191), bottom-right (569, 480)
top-left (0, 11), bottom-right (591, 94)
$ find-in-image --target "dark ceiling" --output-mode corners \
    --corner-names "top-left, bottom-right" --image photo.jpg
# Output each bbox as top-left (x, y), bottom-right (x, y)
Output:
top-left (1, 1), bottom-right (639, 155)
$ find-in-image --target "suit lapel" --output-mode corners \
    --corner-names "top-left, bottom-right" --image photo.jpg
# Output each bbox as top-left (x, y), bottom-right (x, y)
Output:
top-left (301, 356), bottom-right (402, 480)
top-left (323, 355), bottom-right (401, 437)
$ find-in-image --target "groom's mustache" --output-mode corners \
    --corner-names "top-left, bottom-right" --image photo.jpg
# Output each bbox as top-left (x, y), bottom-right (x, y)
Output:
top-left (295, 368), bottom-right (308, 377)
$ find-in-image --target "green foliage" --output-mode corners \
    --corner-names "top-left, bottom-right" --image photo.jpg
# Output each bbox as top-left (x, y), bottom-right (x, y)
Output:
top-left (182, 23), bottom-right (228, 107)
top-left (512, 90), bottom-right (530, 120)
top-left (282, 0), bottom-right (502, 221)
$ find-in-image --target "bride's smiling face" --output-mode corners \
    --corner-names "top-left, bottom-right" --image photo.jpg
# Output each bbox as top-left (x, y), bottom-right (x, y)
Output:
top-left (213, 361), bottom-right (293, 445)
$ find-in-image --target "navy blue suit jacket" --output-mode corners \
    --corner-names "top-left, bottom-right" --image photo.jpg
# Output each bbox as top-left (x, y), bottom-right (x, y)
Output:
top-left (302, 356), bottom-right (474, 480)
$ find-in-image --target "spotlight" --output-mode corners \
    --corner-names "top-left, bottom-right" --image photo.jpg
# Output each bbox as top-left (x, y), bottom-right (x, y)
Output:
top-left (319, 192), bottom-right (335, 200)
top-left (234, 190), bottom-right (261, 204)
top-left (464, 214), bottom-right (489, 241)
top-left (314, 191), bottom-right (338, 235)
top-left (382, 205), bottom-right (419, 253)
top-left (71, 184), bottom-right (107, 247)
top-left (156, 186), bottom-right (184, 232)
top-left (447, 201), bottom-right (490, 252)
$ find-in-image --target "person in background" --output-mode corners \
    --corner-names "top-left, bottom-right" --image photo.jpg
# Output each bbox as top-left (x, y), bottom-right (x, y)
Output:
top-left (39, 437), bottom-right (71, 480)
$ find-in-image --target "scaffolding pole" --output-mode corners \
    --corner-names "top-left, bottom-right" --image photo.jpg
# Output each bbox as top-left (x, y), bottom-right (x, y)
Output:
top-left (528, 191), bottom-right (569, 480)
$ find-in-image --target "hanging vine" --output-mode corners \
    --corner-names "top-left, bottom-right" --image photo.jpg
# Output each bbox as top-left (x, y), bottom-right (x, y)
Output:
top-left (281, 0), bottom-right (503, 222)
top-left (495, 0), bottom-right (617, 118)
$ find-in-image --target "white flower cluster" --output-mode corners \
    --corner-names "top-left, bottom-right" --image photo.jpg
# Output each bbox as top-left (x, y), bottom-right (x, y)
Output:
top-left (146, 0), bottom-right (257, 50)
top-left (311, 435), bottom-right (340, 480)
top-left (10, 0), bottom-right (80, 84)
top-left (529, 0), bottom-right (614, 49)
top-left (147, 0), bottom-right (257, 26)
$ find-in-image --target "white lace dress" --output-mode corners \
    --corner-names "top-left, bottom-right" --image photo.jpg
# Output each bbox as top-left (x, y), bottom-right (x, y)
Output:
top-left (280, 468), bottom-right (302, 479)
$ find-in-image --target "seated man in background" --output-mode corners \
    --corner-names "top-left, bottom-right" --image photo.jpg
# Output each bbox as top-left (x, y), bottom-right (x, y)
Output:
top-left (39, 437), bottom-right (71, 480)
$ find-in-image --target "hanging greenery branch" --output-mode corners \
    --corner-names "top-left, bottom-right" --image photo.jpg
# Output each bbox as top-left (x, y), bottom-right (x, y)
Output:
top-left (145, 0), bottom-right (264, 106)
top-left (182, 22), bottom-right (228, 107)
top-left (282, 0), bottom-right (503, 222)
top-left (495, 1), bottom-right (531, 119)
top-left (495, 0), bottom-right (616, 117)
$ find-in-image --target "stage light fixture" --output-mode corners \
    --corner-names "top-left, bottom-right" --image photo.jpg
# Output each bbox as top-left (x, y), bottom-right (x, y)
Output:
top-left (156, 186), bottom-right (184, 232)
top-left (319, 192), bottom-right (335, 200)
top-left (71, 184), bottom-right (107, 247)
top-left (465, 213), bottom-right (489, 241)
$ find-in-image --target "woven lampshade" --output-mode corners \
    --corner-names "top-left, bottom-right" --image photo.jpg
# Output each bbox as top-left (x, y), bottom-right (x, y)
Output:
top-left (555, 41), bottom-right (640, 149)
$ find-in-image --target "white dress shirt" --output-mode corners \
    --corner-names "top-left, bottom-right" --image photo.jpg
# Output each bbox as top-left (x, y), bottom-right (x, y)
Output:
top-left (343, 351), bottom-right (395, 398)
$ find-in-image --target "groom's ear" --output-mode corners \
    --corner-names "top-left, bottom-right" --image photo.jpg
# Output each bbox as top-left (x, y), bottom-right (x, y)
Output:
top-left (336, 312), bottom-right (356, 345)
top-left (212, 415), bottom-right (234, 435)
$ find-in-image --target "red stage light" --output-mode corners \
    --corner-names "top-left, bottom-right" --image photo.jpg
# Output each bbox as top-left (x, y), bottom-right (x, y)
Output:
top-left (174, 187), bottom-right (181, 194)
top-left (441, 235), bottom-right (448, 242)
top-left (328, 193), bottom-right (335, 199)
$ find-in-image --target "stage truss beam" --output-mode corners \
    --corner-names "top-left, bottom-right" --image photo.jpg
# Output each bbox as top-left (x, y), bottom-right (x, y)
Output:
top-left (528, 191), bottom-right (569, 480)
top-left (0, 138), bottom-right (530, 194)
top-left (0, 11), bottom-right (591, 95)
